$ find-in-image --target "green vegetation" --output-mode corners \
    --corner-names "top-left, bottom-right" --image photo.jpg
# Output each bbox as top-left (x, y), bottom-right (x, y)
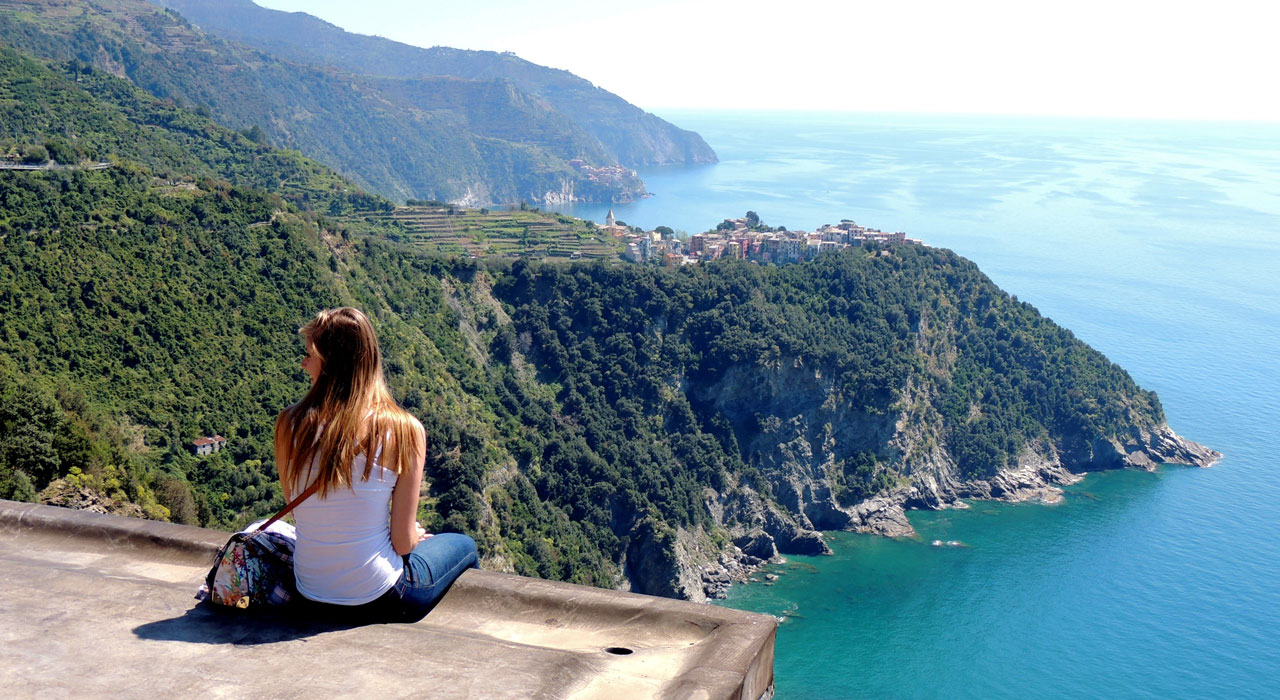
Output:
top-left (0, 47), bottom-right (387, 214)
top-left (490, 248), bottom-right (1163, 503)
top-left (349, 206), bottom-right (619, 261)
top-left (151, 0), bottom-right (718, 167)
top-left (0, 161), bottom-right (1167, 576)
top-left (0, 0), bottom-right (664, 203)
top-left (0, 32), bottom-right (1167, 595)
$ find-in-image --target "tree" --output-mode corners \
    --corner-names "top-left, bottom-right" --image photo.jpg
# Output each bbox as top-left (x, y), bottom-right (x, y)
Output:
top-left (43, 137), bottom-right (79, 164)
top-left (21, 144), bottom-right (48, 164)
top-left (745, 211), bottom-right (760, 228)
top-left (241, 125), bottom-right (268, 147)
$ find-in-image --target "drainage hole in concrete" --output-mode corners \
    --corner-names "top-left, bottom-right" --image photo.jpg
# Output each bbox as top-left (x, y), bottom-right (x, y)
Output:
top-left (603, 647), bottom-right (634, 656)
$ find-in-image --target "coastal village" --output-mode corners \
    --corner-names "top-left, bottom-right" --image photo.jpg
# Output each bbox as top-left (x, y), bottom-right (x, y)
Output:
top-left (599, 209), bottom-right (926, 265)
top-left (567, 159), bottom-right (645, 194)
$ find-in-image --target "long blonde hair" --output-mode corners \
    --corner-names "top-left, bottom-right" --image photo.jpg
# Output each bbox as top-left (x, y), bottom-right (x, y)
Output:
top-left (276, 307), bottom-right (423, 497)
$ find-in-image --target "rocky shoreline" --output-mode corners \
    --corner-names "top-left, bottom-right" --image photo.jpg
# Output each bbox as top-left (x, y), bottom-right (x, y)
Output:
top-left (690, 424), bottom-right (1220, 600)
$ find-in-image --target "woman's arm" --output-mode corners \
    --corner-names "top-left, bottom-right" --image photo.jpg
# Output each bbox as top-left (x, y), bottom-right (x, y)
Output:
top-left (274, 409), bottom-right (294, 501)
top-left (389, 418), bottom-right (427, 556)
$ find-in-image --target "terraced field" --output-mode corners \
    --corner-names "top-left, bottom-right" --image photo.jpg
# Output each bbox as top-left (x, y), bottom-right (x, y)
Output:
top-left (351, 206), bottom-right (621, 261)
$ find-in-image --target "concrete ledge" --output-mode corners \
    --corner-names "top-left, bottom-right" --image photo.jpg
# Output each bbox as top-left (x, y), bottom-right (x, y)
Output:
top-left (0, 499), bottom-right (226, 560)
top-left (0, 500), bottom-right (775, 699)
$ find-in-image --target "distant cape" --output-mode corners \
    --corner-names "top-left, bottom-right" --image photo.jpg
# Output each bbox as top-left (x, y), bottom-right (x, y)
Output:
top-left (150, 0), bottom-right (718, 169)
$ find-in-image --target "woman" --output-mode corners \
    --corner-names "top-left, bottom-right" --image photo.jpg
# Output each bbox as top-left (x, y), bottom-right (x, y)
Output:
top-left (275, 307), bottom-right (477, 622)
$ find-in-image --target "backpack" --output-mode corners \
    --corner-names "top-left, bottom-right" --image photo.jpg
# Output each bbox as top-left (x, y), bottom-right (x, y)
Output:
top-left (196, 481), bottom-right (319, 610)
top-left (200, 523), bottom-right (298, 609)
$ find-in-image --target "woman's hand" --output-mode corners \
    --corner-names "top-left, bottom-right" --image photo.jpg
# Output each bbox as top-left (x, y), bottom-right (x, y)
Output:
top-left (416, 522), bottom-right (433, 543)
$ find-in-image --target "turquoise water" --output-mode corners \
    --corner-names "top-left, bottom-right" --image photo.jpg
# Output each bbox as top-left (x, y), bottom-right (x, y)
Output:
top-left (550, 112), bottom-right (1280, 698)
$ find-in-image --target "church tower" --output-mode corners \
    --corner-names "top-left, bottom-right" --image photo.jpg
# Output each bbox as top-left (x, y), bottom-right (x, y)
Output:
top-left (605, 208), bottom-right (616, 228)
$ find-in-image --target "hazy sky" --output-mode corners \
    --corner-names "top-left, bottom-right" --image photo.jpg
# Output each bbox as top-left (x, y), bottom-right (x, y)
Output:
top-left (254, 0), bottom-right (1277, 121)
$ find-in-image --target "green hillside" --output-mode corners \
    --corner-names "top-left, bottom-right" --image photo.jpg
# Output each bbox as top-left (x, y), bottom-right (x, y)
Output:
top-left (0, 47), bottom-right (384, 214)
top-left (0, 35), bottom-right (1193, 600)
top-left (352, 205), bottom-right (620, 261)
top-left (0, 156), bottom-right (1174, 596)
top-left (147, 0), bottom-right (718, 168)
top-left (0, 0), bottom-right (648, 204)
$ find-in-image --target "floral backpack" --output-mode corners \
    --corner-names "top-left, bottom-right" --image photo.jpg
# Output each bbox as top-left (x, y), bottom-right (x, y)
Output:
top-left (197, 481), bottom-right (320, 610)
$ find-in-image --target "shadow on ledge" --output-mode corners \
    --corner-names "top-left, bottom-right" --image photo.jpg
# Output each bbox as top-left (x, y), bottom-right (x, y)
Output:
top-left (133, 602), bottom-right (363, 646)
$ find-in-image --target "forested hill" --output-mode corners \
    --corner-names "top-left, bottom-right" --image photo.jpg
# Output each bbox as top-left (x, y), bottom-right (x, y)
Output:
top-left (147, 0), bottom-right (718, 168)
top-left (0, 170), bottom-right (1216, 596)
top-left (0, 0), bottom-right (681, 205)
top-left (0, 132), bottom-right (1215, 600)
top-left (0, 47), bottom-right (384, 215)
top-left (0, 36), bottom-right (1215, 602)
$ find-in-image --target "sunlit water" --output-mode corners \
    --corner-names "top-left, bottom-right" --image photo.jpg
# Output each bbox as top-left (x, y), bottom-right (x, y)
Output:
top-left (549, 112), bottom-right (1280, 698)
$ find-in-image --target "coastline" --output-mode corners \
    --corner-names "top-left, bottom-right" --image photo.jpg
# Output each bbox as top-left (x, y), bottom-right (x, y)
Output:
top-left (700, 425), bottom-right (1220, 600)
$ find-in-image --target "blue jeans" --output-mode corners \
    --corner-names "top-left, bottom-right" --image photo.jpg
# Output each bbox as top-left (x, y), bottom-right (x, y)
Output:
top-left (384, 533), bottom-right (479, 622)
top-left (297, 533), bottom-right (479, 624)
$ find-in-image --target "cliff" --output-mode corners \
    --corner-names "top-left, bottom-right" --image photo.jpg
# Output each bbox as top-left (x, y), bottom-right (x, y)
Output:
top-left (486, 254), bottom-right (1220, 600)
top-left (621, 357), bottom-right (1219, 601)
top-left (709, 358), bottom-right (1215, 540)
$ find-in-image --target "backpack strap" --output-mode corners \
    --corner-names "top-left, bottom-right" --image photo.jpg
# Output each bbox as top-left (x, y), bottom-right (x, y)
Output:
top-left (254, 479), bottom-right (322, 533)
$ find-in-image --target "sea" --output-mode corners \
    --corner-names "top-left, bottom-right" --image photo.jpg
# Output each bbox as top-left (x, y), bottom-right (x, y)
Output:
top-left (546, 111), bottom-right (1280, 699)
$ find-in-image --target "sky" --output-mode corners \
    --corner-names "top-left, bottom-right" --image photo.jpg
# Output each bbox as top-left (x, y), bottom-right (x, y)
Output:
top-left (253, 0), bottom-right (1279, 121)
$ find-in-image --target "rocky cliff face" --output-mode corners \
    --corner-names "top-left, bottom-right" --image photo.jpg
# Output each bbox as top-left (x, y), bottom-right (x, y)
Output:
top-left (665, 355), bottom-right (1221, 600)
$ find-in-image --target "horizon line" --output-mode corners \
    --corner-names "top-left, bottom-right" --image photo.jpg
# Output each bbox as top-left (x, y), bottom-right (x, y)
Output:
top-left (641, 106), bottom-right (1280, 126)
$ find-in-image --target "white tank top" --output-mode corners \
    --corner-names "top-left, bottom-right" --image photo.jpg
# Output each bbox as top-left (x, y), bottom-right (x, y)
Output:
top-left (292, 446), bottom-right (404, 605)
